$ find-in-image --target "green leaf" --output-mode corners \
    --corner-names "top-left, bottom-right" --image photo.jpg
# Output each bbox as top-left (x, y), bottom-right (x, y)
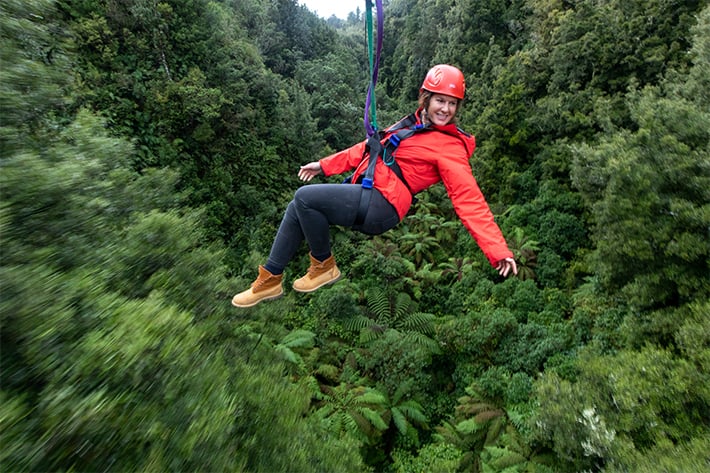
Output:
top-left (360, 407), bottom-right (388, 431)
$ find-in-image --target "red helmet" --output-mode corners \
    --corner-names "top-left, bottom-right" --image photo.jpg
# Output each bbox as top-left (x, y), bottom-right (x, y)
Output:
top-left (420, 64), bottom-right (466, 99)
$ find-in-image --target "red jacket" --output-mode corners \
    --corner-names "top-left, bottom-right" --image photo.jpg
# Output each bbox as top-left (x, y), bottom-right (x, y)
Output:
top-left (319, 110), bottom-right (513, 267)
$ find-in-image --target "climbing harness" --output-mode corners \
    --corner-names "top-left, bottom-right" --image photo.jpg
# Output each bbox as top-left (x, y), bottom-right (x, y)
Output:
top-left (351, 114), bottom-right (431, 225)
top-left (368, 115), bottom-right (427, 190)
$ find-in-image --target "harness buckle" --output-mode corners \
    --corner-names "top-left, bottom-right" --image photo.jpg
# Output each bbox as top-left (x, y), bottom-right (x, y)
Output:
top-left (361, 177), bottom-right (374, 189)
top-left (389, 134), bottom-right (401, 148)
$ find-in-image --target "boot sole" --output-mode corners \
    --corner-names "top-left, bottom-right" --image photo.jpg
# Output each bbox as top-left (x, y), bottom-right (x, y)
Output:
top-left (231, 292), bottom-right (284, 308)
top-left (292, 273), bottom-right (342, 293)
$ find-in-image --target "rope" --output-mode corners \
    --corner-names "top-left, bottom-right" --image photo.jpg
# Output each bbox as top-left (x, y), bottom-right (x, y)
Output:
top-left (363, 0), bottom-right (384, 137)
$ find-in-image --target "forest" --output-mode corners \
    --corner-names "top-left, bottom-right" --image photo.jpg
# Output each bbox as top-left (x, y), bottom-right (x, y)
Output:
top-left (1, 0), bottom-right (708, 471)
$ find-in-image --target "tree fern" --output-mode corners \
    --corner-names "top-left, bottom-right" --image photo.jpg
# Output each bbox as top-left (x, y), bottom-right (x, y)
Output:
top-left (435, 421), bottom-right (478, 470)
top-left (439, 256), bottom-right (480, 283)
top-left (313, 382), bottom-right (388, 445)
top-left (432, 385), bottom-right (520, 472)
top-left (384, 393), bottom-right (429, 447)
top-left (507, 227), bottom-right (540, 281)
top-left (351, 288), bottom-right (441, 354)
top-left (391, 407), bottom-right (422, 445)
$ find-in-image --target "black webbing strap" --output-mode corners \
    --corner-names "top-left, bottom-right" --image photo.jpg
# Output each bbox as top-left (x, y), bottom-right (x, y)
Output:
top-left (354, 134), bottom-right (384, 225)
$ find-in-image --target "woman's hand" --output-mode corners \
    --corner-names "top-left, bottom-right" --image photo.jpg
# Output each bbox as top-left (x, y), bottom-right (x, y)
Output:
top-left (496, 257), bottom-right (518, 277)
top-left (298, 162), bottom-right (323, 182)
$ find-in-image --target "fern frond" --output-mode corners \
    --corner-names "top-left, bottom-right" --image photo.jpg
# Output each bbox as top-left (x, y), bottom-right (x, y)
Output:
top-left (357, 389), bottom-right (387, 406)
top-left (315, 363), bottom-right (340, 382)
top-left (482, 445), bottom-right (527, 470)
top-left (406, 426), bottom-right (421, 447)
top-left (274, 345), bottom-right (301, 365)
top-left (435, 421), bottom-right (470, 450)
top-left (343, 314), bottom-right (374, 332)
top-left (391, 407), bottom-right (408, 435)
top-left (349, 411), bottom-right (371, 436)
top-left (403, 331), bottom-right (440, 354)
top-left (391, 380), bottom-right (414, 405)
top-left (341, 413), bottom-right (357, 437)
top-left (433, 423), bottom-right (459, 445)
top-left (483, 416), bottom-right (506, 444)
top-left (393, 292), bottom-right (413, 321)
top-left (499, 425), bottom-right (529, 455)
top-left (359, 326), bottom-right (383, 344)
top-left (315, 404), bottom-right (335, 420)
top-left (402, 312), bottom-right (435, 334)
top-left (397, 401), bottom-right (428, 425)
top-left (367, 288), bottom-right (391, 319)
top-left (302, 375), bottom-right (325, 400)
top-left (456, 418), bottom-right (486, 435)
top-left (506, 405), bottom-right (528, 432)
top-left (281, 329), bottom-right (315, 348)
top-left (464, 385), bottom-right (486, 399)
top-left (457, 401), bottom-right (498, 418)
top-left (359, 407), bottom-right (388, 431)
top-left (320, 384), bottom-right (336, 397)
top-left (474, 409), bottom-right (504, 424)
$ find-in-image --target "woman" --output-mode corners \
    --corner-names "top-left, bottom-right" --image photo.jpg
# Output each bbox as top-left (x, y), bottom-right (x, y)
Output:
top-left (232, 64), bottom-right (517, 308)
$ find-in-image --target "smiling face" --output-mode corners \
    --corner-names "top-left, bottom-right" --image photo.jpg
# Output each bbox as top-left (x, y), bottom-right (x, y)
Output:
top-left (424, 93), bottom-right (459, 126)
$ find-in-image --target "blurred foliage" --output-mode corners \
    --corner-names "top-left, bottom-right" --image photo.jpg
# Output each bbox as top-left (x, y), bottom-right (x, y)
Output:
top-left (2, 0), bottom-right (709, 471)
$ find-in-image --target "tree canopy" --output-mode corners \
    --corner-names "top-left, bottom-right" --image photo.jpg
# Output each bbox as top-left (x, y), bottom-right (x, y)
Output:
top-left (2, 0), bottom-right (708, 471)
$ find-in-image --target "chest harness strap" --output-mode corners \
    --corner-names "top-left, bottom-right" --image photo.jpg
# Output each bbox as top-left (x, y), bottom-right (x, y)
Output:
top-left (352, 114), bottom-right (430, 226)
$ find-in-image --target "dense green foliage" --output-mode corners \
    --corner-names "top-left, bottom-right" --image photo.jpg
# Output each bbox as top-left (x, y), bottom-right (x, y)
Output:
top-left (2, 0), bottom-right (708, 471)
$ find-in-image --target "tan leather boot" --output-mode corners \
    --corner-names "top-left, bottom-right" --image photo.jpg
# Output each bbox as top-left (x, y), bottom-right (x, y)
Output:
top-left (292, 253), bottom-right (342, 293)
top-left (231, 265), bottom-right (284, 308)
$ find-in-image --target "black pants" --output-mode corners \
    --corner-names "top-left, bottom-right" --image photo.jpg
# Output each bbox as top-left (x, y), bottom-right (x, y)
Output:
top-left (265, 183), bottom-right (400, 274)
